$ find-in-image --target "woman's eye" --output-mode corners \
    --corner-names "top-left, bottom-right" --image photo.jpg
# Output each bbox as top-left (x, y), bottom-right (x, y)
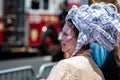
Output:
top-left (63, 32), bottom-right (68, 36)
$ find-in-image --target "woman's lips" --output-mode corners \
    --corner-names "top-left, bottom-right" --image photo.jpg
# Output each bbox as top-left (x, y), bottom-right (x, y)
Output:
top-left (61, 42), bottom-right (65, 45)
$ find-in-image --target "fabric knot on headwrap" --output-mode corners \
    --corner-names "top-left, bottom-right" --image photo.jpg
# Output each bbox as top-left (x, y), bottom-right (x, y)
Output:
top-left (65, 2), bottom-right (120, 56)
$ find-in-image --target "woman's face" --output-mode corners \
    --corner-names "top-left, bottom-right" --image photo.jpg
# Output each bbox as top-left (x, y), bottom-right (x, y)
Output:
top-left (58, 21), bottom-right (77, 55)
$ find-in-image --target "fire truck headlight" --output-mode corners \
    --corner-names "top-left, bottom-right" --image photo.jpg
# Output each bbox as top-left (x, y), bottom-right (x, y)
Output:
top-left (42, 26), bottom-right (47, 32)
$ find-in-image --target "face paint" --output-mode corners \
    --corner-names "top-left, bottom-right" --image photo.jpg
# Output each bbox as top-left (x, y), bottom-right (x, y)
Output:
top-left (58, 21), bottom-right (77, 55)
top-left (58, 22), bottom-right (75, 41)
top-left (58, 30), bottom-right (74, 42)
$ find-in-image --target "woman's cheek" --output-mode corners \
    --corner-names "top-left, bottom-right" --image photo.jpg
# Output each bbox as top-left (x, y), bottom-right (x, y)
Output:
top-left (64, 36), bottom-right (73, 42)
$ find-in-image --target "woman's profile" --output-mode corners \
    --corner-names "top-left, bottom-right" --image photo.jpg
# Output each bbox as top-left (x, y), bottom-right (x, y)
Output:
top-left (47, 2), bottom-right (120, 80)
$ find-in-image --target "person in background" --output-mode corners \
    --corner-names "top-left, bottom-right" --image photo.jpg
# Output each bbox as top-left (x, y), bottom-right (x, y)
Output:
top-left (39, 24), bottom-right (64, 62)
top-left (47, 2), bottom-right (120, 80)
top-left (58, 0), bottom-right (71, 59)
top-left (88, 0), bottom-right (120, 79)
top-left (58, 0), bottom-right (69, 29)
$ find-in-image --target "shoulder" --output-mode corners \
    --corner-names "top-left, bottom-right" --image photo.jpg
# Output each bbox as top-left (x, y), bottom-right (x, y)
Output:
top-left (63, 56), bottom-right (91, 64)
top-left (53, 56), bottom-right (104, 80)
top-left (48, 55), bottom-right (105, 80)
top-left (58, 56), bottom-right (92, 70)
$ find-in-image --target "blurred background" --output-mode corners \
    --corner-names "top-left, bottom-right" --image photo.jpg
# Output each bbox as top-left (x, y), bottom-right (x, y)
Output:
top-left (0, 0), bottom-right (88, 57)
top-left (0, 0), bottom-right (88, 77)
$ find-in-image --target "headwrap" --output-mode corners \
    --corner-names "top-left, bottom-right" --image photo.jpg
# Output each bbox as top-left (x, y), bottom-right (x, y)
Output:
top-left (65, 2), bottom-right (120, 56)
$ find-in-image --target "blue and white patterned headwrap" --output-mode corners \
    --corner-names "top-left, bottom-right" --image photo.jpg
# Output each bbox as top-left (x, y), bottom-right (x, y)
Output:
top-left (65, 2), bottom-right (120, 56)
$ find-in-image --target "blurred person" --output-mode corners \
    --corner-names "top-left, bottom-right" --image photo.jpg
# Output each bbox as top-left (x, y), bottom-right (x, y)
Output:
top-left (51, 44), bottom-right (64, 62)
top-left (58, 0), bottom-right (71, 59)
top-left (47, 2), bottom-right (120, 80)
top-left (88, 0), bottom-right (120, 79)
top-left (39, 24), bottom-right (64, 62)
top-left (58, 0), bottom-right (69, 29)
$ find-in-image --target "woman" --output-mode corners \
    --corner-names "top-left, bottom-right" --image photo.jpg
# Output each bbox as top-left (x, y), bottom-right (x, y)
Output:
top-left (47, 2), bottom-right (120, 80)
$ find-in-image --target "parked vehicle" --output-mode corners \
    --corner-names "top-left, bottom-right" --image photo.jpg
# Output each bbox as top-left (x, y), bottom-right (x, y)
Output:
top-left (0, 0), bottom-right (88, 56)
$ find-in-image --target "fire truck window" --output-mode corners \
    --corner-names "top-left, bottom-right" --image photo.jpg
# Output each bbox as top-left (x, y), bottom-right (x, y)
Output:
top-left (5, 0), bottom-right (17, 12)
top-left (31, 0), bottom-right (39, 9)
top-left (43, 0), bottom-right (49, 10)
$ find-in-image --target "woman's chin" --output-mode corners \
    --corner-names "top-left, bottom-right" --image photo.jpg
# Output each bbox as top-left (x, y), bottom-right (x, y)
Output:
top-left (62, 49), bottom-right (72, 55)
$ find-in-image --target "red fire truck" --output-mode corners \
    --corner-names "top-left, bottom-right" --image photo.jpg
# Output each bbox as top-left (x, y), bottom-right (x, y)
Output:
top-left (0, 0), bottom-right (87, 56)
